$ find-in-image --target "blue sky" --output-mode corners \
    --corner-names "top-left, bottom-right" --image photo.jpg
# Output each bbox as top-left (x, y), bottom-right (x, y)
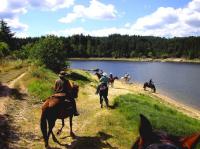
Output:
top-left (1, 0), bottom-right (200, 37)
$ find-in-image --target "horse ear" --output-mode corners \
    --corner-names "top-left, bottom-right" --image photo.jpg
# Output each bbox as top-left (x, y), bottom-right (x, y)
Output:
top-left (139, 114), bottom-right (153, 140)
top-left (179, 133), bottom-right (200, 149)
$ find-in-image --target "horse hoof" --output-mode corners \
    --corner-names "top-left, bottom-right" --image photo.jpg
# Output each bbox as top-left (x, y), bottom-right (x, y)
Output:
top-left (70, 132), bottom-right (76, 138)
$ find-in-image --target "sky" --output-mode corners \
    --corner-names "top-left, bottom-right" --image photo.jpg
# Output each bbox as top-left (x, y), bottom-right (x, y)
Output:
top-left (1, 0), bottom-right (200, 37)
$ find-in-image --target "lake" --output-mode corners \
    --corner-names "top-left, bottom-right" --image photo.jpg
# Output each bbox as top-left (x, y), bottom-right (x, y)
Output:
top-left (70, 60), bottom-right (200, 110)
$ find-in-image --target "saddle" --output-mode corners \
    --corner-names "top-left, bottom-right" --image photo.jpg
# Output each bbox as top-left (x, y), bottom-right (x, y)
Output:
top-left (100, 84), bottom-right (107, 91)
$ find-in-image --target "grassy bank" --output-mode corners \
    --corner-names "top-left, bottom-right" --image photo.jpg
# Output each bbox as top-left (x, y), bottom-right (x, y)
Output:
top-left (69, 57), bottom-right (200, 63)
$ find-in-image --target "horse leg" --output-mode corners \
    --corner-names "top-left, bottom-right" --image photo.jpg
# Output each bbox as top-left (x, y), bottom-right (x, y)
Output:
top-left (47, 118), bottom-right (56, 146)
top-left (104, 95), bottom-right (109, 108)
top-left (100, 94), bottom-right (103, 108)
top-left (57, 119), bottom-right (65, 135)
top-left (69, 116), bottom-right (75, 138)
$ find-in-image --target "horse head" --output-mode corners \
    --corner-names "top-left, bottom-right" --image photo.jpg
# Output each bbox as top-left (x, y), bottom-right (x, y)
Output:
top-left (132, 114), bottom-right (200, 149)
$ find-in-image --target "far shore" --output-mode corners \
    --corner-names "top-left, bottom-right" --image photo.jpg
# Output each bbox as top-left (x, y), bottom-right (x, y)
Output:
top-left (69, 57), bottom-right (200, 63)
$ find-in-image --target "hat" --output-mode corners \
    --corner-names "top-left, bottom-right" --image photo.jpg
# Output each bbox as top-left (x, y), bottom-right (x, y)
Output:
top-left (59, 71), bottom-right (68, 77)
top-left (102, 72), bottom-right (107, 76)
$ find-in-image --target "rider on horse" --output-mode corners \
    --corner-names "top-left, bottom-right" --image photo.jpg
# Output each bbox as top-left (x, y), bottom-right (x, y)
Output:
top-left (149, 79), bottom-right (154, 85)
top-left (54, 71), bottom-right (79, 116)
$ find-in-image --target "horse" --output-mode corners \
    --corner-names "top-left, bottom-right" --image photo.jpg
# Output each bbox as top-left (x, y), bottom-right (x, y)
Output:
top-left (132, 114), bottom-right (200, 149)
top-left (109, 76), bottom-right (118, 87)
top-left (120, 75), bottom-right (131, 83)
top-left (95, 72), bottom-right (103, 80)
top-left (97, 83), bottom-right (109, 108)
top-left (143, 82), bottom-right (156, 93)
top-left (40, 84), bottom-right (79, 148)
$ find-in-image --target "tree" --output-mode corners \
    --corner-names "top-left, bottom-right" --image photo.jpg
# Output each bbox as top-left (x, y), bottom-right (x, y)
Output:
top-left (30, 35), bottom-right (68, 72)
top-left (0, 20), bottom-right (14, 50)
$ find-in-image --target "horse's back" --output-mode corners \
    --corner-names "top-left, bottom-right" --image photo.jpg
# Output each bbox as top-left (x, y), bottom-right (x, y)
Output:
top-left (42, 96), bottom-right (74, 119)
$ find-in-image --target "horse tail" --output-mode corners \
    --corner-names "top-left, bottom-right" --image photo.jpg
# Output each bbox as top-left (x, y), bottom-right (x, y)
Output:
top-left (143, 82), bottom-right (146, 89)
top-left (40, 109), bottom-right (48, 145)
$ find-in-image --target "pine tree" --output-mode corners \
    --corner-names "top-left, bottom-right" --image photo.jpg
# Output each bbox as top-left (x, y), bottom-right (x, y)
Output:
top-left (0, 20), bottom-right (14, 50)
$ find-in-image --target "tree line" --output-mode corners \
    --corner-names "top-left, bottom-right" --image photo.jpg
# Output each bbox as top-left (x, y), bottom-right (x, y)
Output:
top-left (1, 20), bottom-right (200, 71)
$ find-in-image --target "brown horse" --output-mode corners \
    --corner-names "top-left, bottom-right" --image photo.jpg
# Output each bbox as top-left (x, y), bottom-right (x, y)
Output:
top-left (132, 114), bottom-right (200, 149)
top-left (95, 72), bottom-right (102, 79)
top-left (109, 76), bottom-right (118, 87)
top-left (40, 84), bottom-right (79, 148)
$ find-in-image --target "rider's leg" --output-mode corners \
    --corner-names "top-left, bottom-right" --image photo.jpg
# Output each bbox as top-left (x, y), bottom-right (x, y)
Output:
top-left (71, 99), bottom-right (79, 116)
top-left (104, 88), bottom-right (109, 107)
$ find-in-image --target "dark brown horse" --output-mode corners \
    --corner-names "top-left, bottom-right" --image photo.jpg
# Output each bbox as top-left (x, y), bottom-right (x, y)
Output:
top-left (143, 82), bottom-right (156, 93)
top-left (95, 72), bottom-right (103, 79)
top-left (109, 76), bottom-right (118, 87)
top-left (132, 114), bottom-right (200, 149)
top-left (40, 84), bottom-right (79, 148)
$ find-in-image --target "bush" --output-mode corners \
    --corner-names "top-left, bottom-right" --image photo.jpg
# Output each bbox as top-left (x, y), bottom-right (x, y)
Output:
top-left (0, 42), bottom-right (9, 58)
top-left (30, 35), bottom-right (68, 72)
top-left (12, 43), bottom-right (33, 60)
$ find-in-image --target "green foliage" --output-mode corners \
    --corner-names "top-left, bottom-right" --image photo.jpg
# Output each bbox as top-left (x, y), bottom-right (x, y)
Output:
top-left (114, 93), bottom-right (200, 136)
top-left (0, 42), bottom-right (9, 58)
top-left (27, 67), bottom-right (57, 102)
top-left (30, 35), bottom-right (68, 72)
top-left (12, 43), bottom-right (33, 60)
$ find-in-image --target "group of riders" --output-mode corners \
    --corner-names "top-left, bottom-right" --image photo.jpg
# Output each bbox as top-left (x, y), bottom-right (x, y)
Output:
top-left (53, 69), bottom-right (155, 116)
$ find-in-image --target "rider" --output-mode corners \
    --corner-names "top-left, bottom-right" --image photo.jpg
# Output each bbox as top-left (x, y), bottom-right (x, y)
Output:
top-left (149, 79), bottom-right (154, 85)
top-left (109, 73), bottom-right (114, 87)
top-left (96, 72), bottom-right (109, 108)
top-left (54, 71), bottom-right (79, 116)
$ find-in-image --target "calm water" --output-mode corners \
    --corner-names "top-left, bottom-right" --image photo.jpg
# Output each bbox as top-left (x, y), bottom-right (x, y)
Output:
top-left (70, 60), bottom-right (200, 110)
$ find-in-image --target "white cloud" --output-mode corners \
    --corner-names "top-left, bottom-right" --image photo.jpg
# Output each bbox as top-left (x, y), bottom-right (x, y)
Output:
top-left (129, 0), bottom-right (200, 37)
top-left (5, 18), bottom-right (29, 32)
top-left (28, 0), bottom-right (74, 11)
top-left (0, 0), bottom-right (74, 33)
top-left (59, 0), bottom-right (117, 23)
top-left (54, 0), bottom-right (200, 37)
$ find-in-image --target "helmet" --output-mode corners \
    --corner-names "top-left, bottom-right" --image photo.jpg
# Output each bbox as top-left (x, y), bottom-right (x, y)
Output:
top-left (102, 72), bottom-right (107, 76)
top-left (59, 71), bottom-right (68, 77)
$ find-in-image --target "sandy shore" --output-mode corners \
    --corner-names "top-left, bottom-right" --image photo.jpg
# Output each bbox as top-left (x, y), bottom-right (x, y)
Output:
top-left (69, 57), bottom-right (200, 63)
top-left (112, 80), bottom-right (200, 120)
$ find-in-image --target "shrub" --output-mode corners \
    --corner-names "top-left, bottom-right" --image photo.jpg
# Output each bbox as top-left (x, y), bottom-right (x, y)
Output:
top-left (30, 35), bottom-right (68, 72)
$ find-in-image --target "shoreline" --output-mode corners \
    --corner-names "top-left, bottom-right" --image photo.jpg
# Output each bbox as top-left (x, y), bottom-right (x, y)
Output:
top-left (112, 80), bottom-right (200, 120)
top-left (69, 57), bottom-right (200, 63)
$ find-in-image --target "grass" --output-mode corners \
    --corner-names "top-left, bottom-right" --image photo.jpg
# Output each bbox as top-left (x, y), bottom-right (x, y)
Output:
top-left (24, 67), bottom-right (96, 103)
top-left (106, 93), bottom-right (200, 148)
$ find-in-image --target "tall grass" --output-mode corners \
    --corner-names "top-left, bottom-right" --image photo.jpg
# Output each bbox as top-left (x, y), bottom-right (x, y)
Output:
top-left (26, 67), bottom-right (95, 103)
top-left (114, 93), bottom-right (200, 136)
